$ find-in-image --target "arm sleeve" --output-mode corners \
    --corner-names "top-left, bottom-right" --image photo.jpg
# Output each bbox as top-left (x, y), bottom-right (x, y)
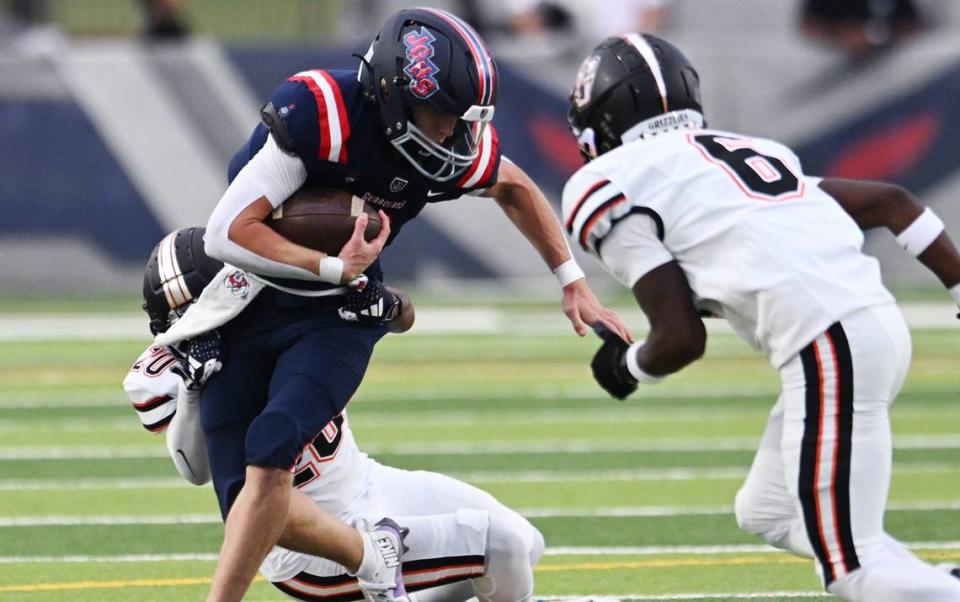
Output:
top-left (204, 134), bottom-right (321, 280)
top-left (598, 214), bottom-right (674, 288)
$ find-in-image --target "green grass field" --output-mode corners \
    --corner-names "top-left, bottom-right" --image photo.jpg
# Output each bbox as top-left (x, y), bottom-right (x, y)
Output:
top-left (1, 311), bottom-right (958, 601)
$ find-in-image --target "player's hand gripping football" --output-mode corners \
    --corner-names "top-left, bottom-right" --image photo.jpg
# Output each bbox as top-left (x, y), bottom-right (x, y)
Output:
top-left (336, 210), bottom-right (391, 283)
top-left (591, 323), bottom-right (638, 400)
top-left (562, 279), bottom-right (633, 342)
top-left (170, 330), bottom-right (222, 391)
top-left (338, 275), bottom-right (403, 327)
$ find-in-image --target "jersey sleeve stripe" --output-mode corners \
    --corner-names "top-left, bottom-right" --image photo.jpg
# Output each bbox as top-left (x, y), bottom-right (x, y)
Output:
top-left (317, 70), bottom-right (351, 162)
top-left (579, 193), bottom-right (627, 251)
top-left (144, 411), bottom-right (175, 433)
top-left (457, 125), bottom-right (497, 189)
top-left (131, 394), bottom-right (174, 412)
top-left (290, 70), bottom-right (349, 164)
top-left (564, 179), bottom-right (611, 234)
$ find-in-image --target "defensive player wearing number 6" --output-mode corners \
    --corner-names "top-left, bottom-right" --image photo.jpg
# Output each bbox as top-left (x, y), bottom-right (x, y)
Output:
top-left (564, 34), bottom-right (960, 601)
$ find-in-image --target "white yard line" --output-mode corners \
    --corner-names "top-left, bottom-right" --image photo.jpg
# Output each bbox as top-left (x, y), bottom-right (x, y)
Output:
top-left (4, 501), bottom-right (960, 527)
top-left (541, 594), bottom-right (830, 600)
top-left (0, 553), bottom-right (219, 564)
top-left (544, 541), bottom-right (960, 556)
top-left (3, 464), bottom-right (958, 492)
top-left (2, 302), bottom-right (957, 341)
top-left (3, 435), bottom-right (960, 459)
top-left (3, 540), bottom-right (959, 564)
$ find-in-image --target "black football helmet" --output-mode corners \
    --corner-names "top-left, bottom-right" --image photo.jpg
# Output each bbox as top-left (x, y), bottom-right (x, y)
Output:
top-left (361, 7), bottom-right (497, 182)
top-left (142, 227), bottom-right (223, 335)
top-left (568, 33), bottom-right (704, 160)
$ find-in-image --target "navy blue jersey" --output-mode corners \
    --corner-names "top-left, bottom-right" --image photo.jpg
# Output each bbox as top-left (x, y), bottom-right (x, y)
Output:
top-left (228, 68), bottom-right (501, 243)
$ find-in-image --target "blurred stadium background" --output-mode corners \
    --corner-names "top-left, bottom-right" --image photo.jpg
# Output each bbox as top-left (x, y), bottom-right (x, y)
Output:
top-left (2, 1), bottom-right (960, 600)
top-left (3, 0), bottom-right (960, 297)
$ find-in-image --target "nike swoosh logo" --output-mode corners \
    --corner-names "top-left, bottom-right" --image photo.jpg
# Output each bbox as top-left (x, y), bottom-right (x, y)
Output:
top-left (426, 190), bottom-right (445, 198)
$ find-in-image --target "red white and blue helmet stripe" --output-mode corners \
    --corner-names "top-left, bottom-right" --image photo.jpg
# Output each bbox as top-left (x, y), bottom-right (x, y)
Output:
top-left (421, 7), bottom-right (496, 107)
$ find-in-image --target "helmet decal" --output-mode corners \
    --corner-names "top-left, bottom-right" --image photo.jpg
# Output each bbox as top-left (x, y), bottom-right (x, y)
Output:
top-left (622, 33), bottom-right (668, 113)
top-left (421, 7), bottom-right (495, 106)
top-left (403, 27), bottom-right (440, 100)
top-left (572, 54), bottom-right (601, 109)
top-left (156, 230), bottom-right (192, 308)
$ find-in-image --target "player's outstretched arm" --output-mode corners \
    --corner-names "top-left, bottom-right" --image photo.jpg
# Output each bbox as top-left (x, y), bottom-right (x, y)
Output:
top-left (483, 160), bottom-right (632, 341)
top-left (631, 261), bottom-right (706, 376)
top-left (589, 261), bottom-right (704, 400)
top-left (820, 179), bottom-right (960, 301)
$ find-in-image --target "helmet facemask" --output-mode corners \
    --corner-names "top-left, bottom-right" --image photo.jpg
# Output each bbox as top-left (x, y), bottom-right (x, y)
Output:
top-left (391, 105), bottom-right (492, 182)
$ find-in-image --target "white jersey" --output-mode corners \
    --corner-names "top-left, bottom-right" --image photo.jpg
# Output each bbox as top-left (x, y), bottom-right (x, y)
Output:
top-left (123, 345), bottom-right (180, 432)
top-left (562, 129), bottom-right (895, 367)
top-left (123, 346), bottom-right (543, 598)
top-left (123, 346), bottom-right (368, 516)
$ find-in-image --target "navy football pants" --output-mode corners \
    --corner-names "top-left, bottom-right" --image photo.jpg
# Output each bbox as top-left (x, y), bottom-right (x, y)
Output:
top-left (200, 290), bottom-right (387, 518)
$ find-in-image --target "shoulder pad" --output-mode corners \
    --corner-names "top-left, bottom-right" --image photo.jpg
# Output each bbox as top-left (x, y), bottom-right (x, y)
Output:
top-left (260, 101), bottom-right (297, 155)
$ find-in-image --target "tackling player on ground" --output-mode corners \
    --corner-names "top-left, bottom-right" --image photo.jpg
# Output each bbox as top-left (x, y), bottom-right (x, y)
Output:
top-left (124, 227), bottom-right (545, 602)
top-left (564, 33), bottom-right (960, 601)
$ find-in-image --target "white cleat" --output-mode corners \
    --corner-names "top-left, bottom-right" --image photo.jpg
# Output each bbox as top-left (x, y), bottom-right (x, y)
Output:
top-left (356, 518), bottom-right (410, 602)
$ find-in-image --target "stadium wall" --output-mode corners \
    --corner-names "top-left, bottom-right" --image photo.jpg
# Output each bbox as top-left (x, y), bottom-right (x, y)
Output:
top-left (1, 28), bottom-right (959, 295)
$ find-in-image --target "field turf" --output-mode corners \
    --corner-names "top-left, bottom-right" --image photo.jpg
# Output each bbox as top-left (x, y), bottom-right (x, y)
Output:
top-left (0, 312), bottom-right (958, 601)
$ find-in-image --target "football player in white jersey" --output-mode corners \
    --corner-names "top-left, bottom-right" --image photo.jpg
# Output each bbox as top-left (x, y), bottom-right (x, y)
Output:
top-left (124, 228), bottom-right (544, 602)
top-left (562, 34), bottom-right (960, 601)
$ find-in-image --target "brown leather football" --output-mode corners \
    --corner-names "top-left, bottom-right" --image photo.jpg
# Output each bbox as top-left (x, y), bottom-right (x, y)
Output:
top-left (266, 187), bottom-right (381, 256)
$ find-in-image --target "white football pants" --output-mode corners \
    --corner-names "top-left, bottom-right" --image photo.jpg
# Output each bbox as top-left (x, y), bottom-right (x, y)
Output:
top-left (734, 303), bottom-right (960, 601)
top-left (262, 462), bottom-right (544, 602)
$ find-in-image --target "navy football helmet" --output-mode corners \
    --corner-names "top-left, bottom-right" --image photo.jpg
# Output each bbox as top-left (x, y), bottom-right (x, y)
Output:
top-left (568, 33), bottom-right (704, 160)
top-left (361, 7), bottom-right (498, 182)
top-left (142, 227), bottom-right (223, 335)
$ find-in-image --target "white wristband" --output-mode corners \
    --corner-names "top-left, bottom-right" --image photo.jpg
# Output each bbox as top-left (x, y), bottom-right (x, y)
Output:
top-left (625, 341), bottom-right (665, 384)
top-left (896, 208), bottom-right (944, 257)
top-left (553, 259), bottom-right (585, 287)
top-left (318, 257), bottom-right (344, 284)
top-left (950, 283), bottom-right (960, 306)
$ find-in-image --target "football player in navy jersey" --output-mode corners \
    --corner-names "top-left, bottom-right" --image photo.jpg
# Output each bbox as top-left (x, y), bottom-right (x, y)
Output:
top-left (199, 7), bottom-right (630, 601)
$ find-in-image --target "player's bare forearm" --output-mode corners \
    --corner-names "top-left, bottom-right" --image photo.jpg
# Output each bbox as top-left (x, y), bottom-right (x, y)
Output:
top-left (918, 233), bottom-right (960, 289)
top-left (485, 161), bottom-right (571, 269)
top-left (485, 161), bottom-right (632, 340)
top-left (819, 179), bottom-right (923, 232)
top-left (632, 262), bottom-right (706, 375)
top-left (821, 179), bottom-right (960, 288)
top-left (227, 196), bottom-right (327, 274)
top-left (227, 198), bottom-right (390, 283)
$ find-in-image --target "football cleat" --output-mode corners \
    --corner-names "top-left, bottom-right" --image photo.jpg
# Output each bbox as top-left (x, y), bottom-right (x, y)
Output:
top-left (356, 518), bottom-right (410, 602)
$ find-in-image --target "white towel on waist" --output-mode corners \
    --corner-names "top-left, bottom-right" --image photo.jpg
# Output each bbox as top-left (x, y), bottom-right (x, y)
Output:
top-left (155, 266), bottom-right (263, 347)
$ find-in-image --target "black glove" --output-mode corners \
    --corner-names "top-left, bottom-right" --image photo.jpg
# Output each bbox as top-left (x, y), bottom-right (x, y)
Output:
top-left (170, 330), bottom-right (222, 390)
top-left (338, 276), bottom-right (401, 326)
top-left (590, 323), bottom-right (637, 400)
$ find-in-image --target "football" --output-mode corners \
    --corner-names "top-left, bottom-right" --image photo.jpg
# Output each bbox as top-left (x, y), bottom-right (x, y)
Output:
top-left (266, 187), bottom-right (381, 256)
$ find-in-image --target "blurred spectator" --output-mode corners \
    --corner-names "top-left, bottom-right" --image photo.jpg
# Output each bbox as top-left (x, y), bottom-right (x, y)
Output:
top-left (141, 0), bottom-right (189, 40)
top-left (506, 0), bottom-right (670, 38)
top-left (6, 0), bottom-right (46, 26)
top-left (801, 0), bottom-right (924, 57)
